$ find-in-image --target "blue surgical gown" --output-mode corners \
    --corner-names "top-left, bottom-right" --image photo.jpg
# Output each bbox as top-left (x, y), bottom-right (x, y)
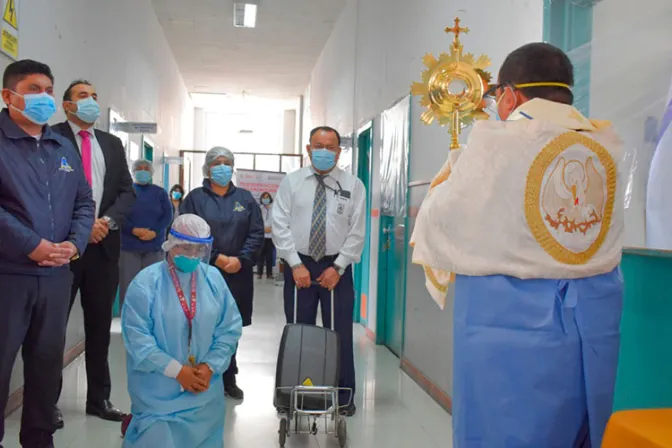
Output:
top-left (452, 269), bottom-right (623, 448)
top-left (121, 262), bottom-right (243, 448)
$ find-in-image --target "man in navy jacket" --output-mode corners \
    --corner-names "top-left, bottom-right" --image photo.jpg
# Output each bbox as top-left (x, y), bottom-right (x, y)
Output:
top-left (0, 60), bottom-right (95, 448)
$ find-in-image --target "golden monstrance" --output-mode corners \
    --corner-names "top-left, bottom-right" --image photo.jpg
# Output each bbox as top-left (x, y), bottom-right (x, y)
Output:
top-left (411, 17), bottom-right (493, 149)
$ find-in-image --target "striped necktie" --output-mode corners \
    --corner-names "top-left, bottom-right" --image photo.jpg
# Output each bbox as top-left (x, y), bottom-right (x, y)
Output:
top-left (309, 175), bottom-right (327, 261)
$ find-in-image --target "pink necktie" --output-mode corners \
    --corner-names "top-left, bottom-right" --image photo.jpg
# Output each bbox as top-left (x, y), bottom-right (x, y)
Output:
top-left (79, 130), bottom-right (92, 186)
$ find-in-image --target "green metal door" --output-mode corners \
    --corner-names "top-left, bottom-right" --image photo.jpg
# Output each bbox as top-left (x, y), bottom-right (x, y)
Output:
top-left (376, 97), bottom-right (411, 357)
top-left (353, 124), bottom-right (373, 326)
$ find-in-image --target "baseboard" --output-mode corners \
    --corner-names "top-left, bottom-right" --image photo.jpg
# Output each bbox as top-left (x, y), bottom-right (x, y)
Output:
top-left (4, 340), bottom-right (85, 417)
top-left (365, 327), bottom-right (376, 343)
top-left (401, 357), bottom-right (453, 414)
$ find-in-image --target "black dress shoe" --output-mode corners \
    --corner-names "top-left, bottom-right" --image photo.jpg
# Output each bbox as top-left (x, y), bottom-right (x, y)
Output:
top-left (85, 400), bottom-right (127, 422)
top-left (53, 406), bottom-right (64, 430)
top-left (224, 383), bottom-right (245, 400)
top-left (339, 403), bottom-right (357, 417)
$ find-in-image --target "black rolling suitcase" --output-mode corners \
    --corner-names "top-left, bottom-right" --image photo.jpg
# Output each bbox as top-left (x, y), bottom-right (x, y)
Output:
top-left (274, 282), bottom-right (340, 412)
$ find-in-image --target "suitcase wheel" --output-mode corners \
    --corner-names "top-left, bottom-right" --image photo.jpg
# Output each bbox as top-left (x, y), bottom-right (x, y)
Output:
top-left (279, 417), bottom-right (288, 447)
top-left (337, 418), bottom-right (347, 447)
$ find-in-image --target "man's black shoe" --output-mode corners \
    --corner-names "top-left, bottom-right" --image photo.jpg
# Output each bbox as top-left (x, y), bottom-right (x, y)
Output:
top-left (53, 406), bottom-right (64, 430)
top-left (339, 403), bottom-right (357, 417)
top-left (224, 384), bottom-right (245, 400)
top-left (85, 400), bottom-right (127, 422)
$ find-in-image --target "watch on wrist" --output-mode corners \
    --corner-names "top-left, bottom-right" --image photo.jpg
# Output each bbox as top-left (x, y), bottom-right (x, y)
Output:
top-left (334, 264), bottom-right (345, 276)
top-left (291, 263), bottom-right (304, 271)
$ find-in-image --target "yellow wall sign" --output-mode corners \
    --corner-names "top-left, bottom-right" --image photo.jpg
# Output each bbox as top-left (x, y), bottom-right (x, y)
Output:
top-left (1, 0), bottom-right (18, 60)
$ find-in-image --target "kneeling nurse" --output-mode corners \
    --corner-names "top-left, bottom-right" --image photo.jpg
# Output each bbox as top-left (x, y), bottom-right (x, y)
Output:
top-left (121, 214), bottom-right (243, 448)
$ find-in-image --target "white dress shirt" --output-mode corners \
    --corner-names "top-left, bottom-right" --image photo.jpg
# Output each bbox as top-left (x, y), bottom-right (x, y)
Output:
top-left (69, 121), bottom-right (106, 218)
top-left (272, 166), bottom-right (366, 269)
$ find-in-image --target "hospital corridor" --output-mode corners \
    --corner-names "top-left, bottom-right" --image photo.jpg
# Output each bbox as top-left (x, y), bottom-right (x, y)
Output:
top-left (3, 280), bottom-right (451, 448)
top-left (2, 0), bottom-right (672, 447)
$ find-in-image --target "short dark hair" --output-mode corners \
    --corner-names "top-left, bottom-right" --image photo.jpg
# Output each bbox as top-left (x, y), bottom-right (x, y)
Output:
top-left (498, 43), bottom-right (574, 105)
top-left (309, 126), bottom-right (341, 146)
top-left (63, 79), bottom-right (93, 102)
top-left (3, 59), bottom-right (54, 90)
top-left (260, 191), bottom-right (273, 203)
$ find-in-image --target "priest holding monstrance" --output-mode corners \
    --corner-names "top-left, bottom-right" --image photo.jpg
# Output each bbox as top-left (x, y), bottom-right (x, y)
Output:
top-left (411, 19), bottom-right (625, 447)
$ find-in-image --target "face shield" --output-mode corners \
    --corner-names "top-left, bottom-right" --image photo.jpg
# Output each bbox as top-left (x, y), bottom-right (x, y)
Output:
top-left (162, 215), bottom-right (214, 273)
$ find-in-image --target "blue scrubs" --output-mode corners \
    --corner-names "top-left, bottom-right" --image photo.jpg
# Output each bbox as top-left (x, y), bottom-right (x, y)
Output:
top-left (452, 269), bottom-right (622, 448)
top-left (121, 262), bottom-right (242, 448)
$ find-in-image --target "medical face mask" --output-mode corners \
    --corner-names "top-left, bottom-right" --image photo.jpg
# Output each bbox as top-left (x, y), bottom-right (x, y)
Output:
top-left (261, 198), bottom-right (270, 205)
top-left (10, 91), bottom-right (57, 125)
top-left (71, 97), bottom-right (101, 124)
top-left (173, 255), bottom-right (200, 273)
top-left (210, 165), bottom-right (233, 186)
top-left (311, 149), bottom-right (337, 172)
top-left (172, 191), bottom-right (183, 200)
top-left (134, 170), bottom-right (152, 185)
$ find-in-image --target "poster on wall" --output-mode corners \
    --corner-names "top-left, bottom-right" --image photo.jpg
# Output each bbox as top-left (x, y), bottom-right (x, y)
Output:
top-left (1, 0), bottom-right (19, 60)
top-left (235, 169), bottom-right (286, 201)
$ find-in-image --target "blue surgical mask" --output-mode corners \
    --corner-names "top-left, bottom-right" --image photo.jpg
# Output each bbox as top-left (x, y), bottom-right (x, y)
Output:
top-left (210, 165), bottom-right (233, 187)
top-left (311, 149), bottom-right (337, 172)
top-left (172, 191), bottom-right (183, 200)
top-left (134, 170), bottom-right (152, 185)
top-left (261, 198), bottom-right (270, 205)
top-left (10, 91), bottom-right (57, 125)
top-left (173, 255), bottom-right (200, 273)
top-left (72, 97), bottom-right (101, 124)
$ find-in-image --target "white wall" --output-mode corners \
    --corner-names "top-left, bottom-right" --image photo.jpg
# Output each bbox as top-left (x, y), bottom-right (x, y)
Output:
top-left (590, 0), bottom-right (672, 247)
top-left (7, 0), bottom-right (193, 401)
top-left (22, 0), bottom-right (194, 170)
top-left (309, 0), bottom-right (543, 395)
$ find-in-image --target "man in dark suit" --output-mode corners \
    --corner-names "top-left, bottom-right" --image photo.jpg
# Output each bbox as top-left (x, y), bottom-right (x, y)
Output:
top-left (51, 80), bottom-right (135, 427)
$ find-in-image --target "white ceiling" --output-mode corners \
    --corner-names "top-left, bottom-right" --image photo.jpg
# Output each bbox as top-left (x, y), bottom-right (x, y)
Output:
top-left (151, 0), bottom-right (347, 99)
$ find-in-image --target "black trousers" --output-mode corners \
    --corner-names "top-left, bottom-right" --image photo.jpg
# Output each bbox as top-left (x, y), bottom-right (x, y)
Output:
top-left (282, 255), bottom-right (356, 406)
top-left (256, 239), bottom-right (275, 277)
top-left (0, 271), bottom-right (72, 448)
top-left (223, 346), bottom-right (238, 385)
top-left (58, 244), bottom-right (119, 404)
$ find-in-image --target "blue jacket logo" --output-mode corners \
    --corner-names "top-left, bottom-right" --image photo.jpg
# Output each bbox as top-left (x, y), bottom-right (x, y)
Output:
top-left (59, 157), bottom-right (74, 173)
top-left (233, 202), bottom-right (245, 212)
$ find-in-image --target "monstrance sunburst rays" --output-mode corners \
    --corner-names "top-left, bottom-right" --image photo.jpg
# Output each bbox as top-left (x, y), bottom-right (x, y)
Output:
top-left (410, 17), bottom-right (493, 149)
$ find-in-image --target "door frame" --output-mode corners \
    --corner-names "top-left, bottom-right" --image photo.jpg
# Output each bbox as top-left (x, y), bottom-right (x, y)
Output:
top-left (375, 96), bottom-right (412, 353)
top-left (353, 121), bottom-right (374, 326)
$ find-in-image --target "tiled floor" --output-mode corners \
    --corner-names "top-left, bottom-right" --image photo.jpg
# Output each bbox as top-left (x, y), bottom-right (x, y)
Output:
top-left (4, 280), bottom-right (452, 447)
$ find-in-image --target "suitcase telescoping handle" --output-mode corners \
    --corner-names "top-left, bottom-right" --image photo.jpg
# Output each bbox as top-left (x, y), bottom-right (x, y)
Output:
top-left (294, 281), bottom-right (335, 331)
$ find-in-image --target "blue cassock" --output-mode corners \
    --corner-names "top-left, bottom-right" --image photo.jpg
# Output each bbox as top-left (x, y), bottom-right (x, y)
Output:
top-left (452, 269), bottom-right (622, 448)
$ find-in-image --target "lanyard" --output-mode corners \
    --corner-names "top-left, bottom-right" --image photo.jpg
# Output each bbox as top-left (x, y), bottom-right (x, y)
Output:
top-left (168, 263), bottom-right (198, 367)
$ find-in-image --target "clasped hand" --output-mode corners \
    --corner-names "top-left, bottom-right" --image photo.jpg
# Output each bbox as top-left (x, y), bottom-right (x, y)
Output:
top-left (132, 228), bottom-right (157, 241)
top-left (29, 239), bottom-right (77, 267)
top-left (176, 364), bottom-right (213, 394)
top-left (293, 266), bottom-right (341, 290)
top-left (215, 255), bottom-right (242, 274)
top-left (90, 218), bottom-right (110, 244)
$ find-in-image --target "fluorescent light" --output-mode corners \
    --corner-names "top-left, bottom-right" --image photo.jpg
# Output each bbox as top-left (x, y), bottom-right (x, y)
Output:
top-left (233, 3), bottom-right (257, 28)
top-left (244, 4), bottom-right (257, 28)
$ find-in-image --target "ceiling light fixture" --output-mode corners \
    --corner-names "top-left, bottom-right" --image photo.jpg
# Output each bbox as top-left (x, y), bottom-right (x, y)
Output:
top-left (233, 1), bottom-right (259, 28)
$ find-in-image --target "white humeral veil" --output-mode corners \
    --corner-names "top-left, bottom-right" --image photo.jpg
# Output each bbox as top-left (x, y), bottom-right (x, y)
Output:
top-left (411, 98), bottom-right (625, 309)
